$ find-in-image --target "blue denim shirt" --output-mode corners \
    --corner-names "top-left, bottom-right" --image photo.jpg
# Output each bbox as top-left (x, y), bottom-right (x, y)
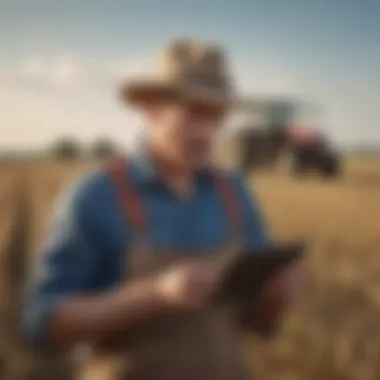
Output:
top-left (23, 152), bottom-right (269, 349)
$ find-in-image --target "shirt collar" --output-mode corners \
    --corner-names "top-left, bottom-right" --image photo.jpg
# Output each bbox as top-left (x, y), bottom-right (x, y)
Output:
top-left (132, 147), bottom-right (160, 186)
top-left (131, 144), bottom-right (213, 188)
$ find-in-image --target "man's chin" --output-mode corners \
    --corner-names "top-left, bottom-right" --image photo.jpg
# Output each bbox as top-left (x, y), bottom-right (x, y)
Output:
top-left (183, 157), bottom-right (210, 172)
top-left (167, 152), bottom-right (211, 173)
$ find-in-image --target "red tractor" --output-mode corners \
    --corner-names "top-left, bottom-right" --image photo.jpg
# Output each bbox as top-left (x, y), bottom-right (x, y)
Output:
top-left (228, 98), bottom-right (342, 178)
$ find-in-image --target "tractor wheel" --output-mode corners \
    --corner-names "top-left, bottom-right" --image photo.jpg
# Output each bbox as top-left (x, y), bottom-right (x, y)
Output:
top-left (277, 149), bottom-right (307, 178)
top-left (319, 154), bottom-right (341, 179)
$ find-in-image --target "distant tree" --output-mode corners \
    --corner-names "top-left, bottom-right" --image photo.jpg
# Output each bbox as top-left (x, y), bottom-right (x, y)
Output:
top-left (90, 138), bottom-right (117, 159)
top-left (51, 137), bottom-right (82, 160)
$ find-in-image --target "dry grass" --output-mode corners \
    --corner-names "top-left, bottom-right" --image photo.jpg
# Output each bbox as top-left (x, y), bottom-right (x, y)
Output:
top-left (0, 156), bottom-right (380, 380)
top-left (244, 157), bottom-right (380, 380)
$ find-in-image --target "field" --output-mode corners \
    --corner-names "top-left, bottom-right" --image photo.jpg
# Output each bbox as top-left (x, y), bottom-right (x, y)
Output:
top-left (0, 156), bottom-right (380, 380)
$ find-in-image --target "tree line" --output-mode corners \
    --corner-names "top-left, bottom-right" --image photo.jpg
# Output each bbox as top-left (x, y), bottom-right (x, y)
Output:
top-left (51, 137), bottom-right (117, 160)
top-left (0, 137), bottom-right (120, 163)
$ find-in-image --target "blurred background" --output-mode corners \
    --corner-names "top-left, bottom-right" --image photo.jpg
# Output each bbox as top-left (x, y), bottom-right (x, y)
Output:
top-left (0, 1), bottom-right (380, 379)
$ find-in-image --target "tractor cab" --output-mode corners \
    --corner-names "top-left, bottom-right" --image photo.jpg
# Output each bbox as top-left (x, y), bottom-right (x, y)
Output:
top-left (228, 98), bottom-right (319, 134)
top-left (228, 97), bottom-right (341, 178)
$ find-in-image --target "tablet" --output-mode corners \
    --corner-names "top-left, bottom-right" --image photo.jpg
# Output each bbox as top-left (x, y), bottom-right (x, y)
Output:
top-left (217, 241), bottom-right (305, 300)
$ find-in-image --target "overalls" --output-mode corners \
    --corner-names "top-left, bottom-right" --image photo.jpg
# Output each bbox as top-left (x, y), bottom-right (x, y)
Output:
top-left (80, 157), bottom-right (252, 380)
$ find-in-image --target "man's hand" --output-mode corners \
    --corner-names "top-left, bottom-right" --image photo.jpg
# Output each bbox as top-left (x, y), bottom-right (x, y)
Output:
top-left (154, 260), bottom-right (219, 310)
top-left (47, 262), bottom-right (219, 350)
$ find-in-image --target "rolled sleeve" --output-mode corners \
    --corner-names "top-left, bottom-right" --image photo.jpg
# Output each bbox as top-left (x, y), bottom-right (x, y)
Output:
top-left (23, 174), bottom-right (103, 350)
top-left (231, 171), bottom-right (270, 249)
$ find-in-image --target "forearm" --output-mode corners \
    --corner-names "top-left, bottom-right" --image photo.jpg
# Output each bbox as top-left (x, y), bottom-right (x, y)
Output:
top-left (48, 279), bottom-right (164, 350)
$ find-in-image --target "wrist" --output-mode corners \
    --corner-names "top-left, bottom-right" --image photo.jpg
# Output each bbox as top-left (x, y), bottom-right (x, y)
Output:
top-left (122, 277), bottom-right (168, 311)
top-left (142, 278), bottom-right (168, 309)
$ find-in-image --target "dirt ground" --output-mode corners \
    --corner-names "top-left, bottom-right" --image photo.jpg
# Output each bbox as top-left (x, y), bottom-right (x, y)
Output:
top-left (0, 156), bottom-right (380, 380)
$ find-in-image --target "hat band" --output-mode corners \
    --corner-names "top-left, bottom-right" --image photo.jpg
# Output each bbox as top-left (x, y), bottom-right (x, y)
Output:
top-left (179, 72), bottom-right (231, 93)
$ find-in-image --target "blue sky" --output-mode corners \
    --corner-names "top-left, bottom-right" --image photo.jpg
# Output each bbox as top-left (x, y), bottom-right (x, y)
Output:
top-left (1, 0), bottom-right (379, 149)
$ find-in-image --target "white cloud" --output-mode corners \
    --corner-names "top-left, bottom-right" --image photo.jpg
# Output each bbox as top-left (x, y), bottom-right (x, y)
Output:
top-left (0, 53), bottom-right (152, 150)
top-left (0, 52), bottom-right (379, 150)
top-left (0, 53), bottom-right (153, 95)
top-left (0, 54), bottom-right (128, 151)
top-left (235, 57), bottom-right (303, 97)
top-left (0, 86), bottom-right (145, 150)
top-left (235, 57), bottom-right (380, 146)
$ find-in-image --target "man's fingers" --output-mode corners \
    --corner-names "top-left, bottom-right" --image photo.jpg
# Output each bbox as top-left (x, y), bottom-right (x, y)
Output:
top-left (155, 260), bottom-right (219, 308)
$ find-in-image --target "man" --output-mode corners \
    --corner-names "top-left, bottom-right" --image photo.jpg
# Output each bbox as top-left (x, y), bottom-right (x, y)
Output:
top-left (24, 39), bottom-right (300, 380)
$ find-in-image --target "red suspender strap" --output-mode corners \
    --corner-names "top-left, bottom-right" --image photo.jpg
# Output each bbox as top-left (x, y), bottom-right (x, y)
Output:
top-left (212, 168), bottom-right (243, 230)
top-left (107, 156), bottom-right (241, 233)
top-left (107, 155), bottom-right (148, 231)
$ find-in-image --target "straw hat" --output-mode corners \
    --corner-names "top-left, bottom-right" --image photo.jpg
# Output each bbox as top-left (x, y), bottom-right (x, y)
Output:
top-left (120, 38), bottom-right (235, 108)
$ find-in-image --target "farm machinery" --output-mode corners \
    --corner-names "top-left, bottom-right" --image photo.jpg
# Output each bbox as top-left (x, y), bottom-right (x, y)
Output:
top-left (227, 98), bottom-right (342, 178)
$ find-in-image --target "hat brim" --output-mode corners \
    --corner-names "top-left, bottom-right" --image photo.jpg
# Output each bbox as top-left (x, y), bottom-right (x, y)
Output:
top-left (120, 78), bottom-right (235, 109)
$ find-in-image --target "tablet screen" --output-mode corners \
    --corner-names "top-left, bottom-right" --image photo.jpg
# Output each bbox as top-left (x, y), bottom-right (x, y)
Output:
top-left (217, 241), bottom-right (305, 300)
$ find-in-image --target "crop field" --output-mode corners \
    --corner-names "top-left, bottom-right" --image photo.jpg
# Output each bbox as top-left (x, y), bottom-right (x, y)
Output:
top-left (0, 156), bottom-right (379, 380)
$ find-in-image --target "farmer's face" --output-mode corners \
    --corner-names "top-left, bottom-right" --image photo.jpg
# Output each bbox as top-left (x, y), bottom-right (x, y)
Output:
top-left (144, 98), bottom-right (227, 170)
